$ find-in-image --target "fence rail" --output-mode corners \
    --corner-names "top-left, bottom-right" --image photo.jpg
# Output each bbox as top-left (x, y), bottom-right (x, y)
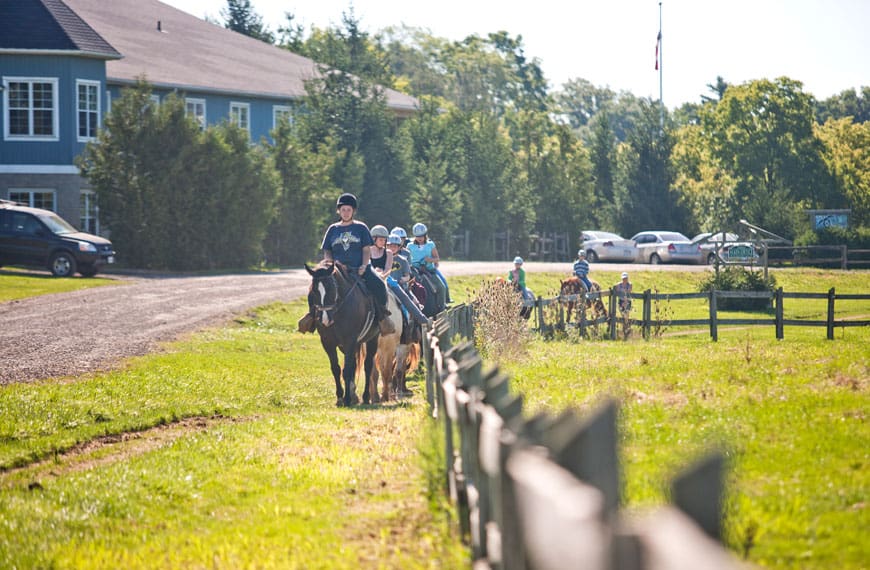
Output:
top-left (421, 304), bottom-right (746, 569)
top-left (765, 245), bottom-right (870, 269)
top-left (526, 287), bottom-right (870, 341)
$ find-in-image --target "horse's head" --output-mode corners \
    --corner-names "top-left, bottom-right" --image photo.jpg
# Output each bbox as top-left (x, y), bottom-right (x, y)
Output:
top-left (306, 262), bottom-right (339, 327)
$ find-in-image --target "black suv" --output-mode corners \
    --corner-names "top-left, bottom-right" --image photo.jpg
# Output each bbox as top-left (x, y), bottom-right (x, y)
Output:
top-left (0, 201), bottom-right (115, 277)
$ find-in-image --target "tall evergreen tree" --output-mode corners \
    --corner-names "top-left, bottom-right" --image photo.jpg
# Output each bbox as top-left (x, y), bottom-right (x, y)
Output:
top-left (221, 0), bottom-right (274, 43)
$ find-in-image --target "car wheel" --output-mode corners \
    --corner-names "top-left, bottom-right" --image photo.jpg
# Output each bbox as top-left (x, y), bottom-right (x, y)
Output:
top-left (586, 250), bottom-right (599, 263)
top-left (707, 253), bottom-right (717, 265)
top-left (50, 252), bottom-right (77, 277)
top-left (79, 264), bottom-right (99, 278)
top-left (649, 253), bottom-right (661, 265)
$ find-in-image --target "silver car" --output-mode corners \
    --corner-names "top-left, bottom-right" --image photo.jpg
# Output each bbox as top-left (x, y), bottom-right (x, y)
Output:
top-left (580, 231), bottom-right (637, 262)
top-left (692, 232), bottom-right (762, 264)
top-left (630, 231), bottom-right (704, 264)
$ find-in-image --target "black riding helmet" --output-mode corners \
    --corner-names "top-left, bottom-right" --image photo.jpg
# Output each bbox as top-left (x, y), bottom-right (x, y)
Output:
top-left (336, 193), bottom-right (358, 210)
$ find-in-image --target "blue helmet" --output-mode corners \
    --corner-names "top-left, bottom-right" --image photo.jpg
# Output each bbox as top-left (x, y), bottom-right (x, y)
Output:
top-left (390, 226), bottom-right (407, 239)
top-left (412, 223), bottom-right (428, 237)
top-left (387, 234), bottom-right (403, 245)
top-left (513, 256), bottom-right (524, 265)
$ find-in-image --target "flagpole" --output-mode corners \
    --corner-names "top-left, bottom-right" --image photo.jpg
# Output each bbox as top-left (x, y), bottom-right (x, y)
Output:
top-left (658, 1), bottom-right (664, 128)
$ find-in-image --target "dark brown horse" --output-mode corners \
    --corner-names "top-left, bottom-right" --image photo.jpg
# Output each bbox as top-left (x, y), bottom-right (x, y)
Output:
top-left (306, 262), bottom-right (380, 406)
top-left (410, 265), bottom-right (446, 317)
top-left (560, 276), bottom-right (608, 322)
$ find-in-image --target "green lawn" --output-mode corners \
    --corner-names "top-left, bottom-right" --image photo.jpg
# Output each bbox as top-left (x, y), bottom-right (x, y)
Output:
top-left (0, 269), bottom-right (119, 303)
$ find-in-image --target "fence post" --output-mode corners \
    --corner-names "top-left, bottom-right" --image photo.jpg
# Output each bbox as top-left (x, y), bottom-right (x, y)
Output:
top-left (579, 297), bottom-right (587, 338)
top-left (642, 290), bottom-right (651, 340)
top-left (775, 287), bottom-right (784, 340)
top-left (608, 287), bottom-right (617, 340)
top-left (827, 287), bottom-right (836, 340)
top-left (841, 245), bottom-right (847, 270)
top-left (709, 289), bottom-right (718, 342)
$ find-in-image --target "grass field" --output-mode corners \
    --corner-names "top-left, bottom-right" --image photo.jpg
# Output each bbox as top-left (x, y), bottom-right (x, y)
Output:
top-left (0, 268), bottom-right (866, 568)
top-left (0, 269), bottom-right (119, 302)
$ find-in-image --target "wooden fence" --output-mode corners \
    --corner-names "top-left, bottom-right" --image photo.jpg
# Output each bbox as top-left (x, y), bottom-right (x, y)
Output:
top-left (421, 304), bottom-right (746, 569)
top-left (528, 288), bottom-right (870, 342)
top-left (765, 245), bottom-right (870, 270)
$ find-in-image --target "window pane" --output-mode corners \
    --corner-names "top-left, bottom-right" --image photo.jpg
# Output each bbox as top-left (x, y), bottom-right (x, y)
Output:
top-left (33, 110), bottom-right (53, 135)
top-left (9, 110), bottom-right (29, 135)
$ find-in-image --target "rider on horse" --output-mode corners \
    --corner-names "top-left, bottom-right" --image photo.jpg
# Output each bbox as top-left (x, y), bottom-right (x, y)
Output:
top-left (573, 249), bottom-right (593, 293)
top-left (408, 223), bottom-right (453, 304)
top-left (298, 193), bottom-right (395, 335)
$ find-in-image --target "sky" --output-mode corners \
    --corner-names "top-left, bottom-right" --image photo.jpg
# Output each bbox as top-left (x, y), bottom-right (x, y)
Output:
top-left (161, 0), bottom-right (870, 108)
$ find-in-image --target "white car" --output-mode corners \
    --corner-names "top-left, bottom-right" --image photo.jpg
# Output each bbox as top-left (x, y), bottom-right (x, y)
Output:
top-left (630, 231), bottom-right (705, 264)
top-left (579, 231), bottom-right (637, 262)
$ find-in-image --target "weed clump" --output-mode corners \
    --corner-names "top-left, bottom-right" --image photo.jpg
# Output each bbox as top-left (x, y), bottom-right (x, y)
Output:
top-left (472, 278), bottom-right (531, 361)
top-left (699, 267), bottom-right (777, 311)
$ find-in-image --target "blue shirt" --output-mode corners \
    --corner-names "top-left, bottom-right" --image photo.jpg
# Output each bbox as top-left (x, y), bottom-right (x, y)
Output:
top-left (573, 259), bottom-right (590, 277)
top-left (321, 221), bottom-right (373, 268)
top-left (408, 240), bottom-right (436, 269)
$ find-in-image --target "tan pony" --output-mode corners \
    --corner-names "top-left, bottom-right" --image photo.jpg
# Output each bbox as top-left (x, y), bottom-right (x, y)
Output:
top-left (559, 276), bottom-right (608, 322)
top-left (367, 290), bottom-right (421, 402)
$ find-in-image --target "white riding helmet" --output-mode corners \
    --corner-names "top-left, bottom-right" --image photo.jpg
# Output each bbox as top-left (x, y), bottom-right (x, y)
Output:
top-left (390, 226), bottom-right (407, 239)
top-left (577, 249), bottom-right (586, 258)
top-left (370, 225), bottom-right (389, 239)
top-left (412, 223), bottom-right (428, 237)
top-left (513, 256), bottom-right (523, 265)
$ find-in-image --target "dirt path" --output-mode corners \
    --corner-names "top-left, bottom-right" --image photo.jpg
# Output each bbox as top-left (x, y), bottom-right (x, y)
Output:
top-left (0, 261), bottom-right (708, 384)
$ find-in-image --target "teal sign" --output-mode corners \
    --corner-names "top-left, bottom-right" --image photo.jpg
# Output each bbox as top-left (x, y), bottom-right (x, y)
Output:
top-left (727, 245), bottom-right (755, 260)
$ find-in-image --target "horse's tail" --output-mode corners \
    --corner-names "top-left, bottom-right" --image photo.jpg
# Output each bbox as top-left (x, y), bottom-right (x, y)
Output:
top-left (356, 343), bottom-right (366, 382)
top-left (405, 342), bottom-right (420, 374)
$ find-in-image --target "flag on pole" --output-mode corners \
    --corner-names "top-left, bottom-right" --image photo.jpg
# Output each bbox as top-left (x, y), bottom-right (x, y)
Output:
top-left (655, 31), bottom-right (661, 70)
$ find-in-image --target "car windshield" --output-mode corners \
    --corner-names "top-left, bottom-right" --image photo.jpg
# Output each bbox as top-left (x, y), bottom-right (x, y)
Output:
top-left (660, 232), bottom-right (689, 242)
top-left (37, 212), bottom-right (78, 235)
top-left (594, 232), bottom-right (623, 240)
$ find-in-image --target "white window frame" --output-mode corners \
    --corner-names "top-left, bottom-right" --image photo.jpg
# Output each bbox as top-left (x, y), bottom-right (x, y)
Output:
top-left (230, 102), bottom-right (250, 135)
top-left (7, 189), bottom-right (57, 211)
top-left (3, 76), bottom-right (60, 141)
top-left (80, 190), bottom-right (99, 234)
top-left (273, 105), bottom-right (293, 129)
top-left (150, 94), bottom-right (161, 106)
top-left (106, 90), bottom-right (112, 113)
top-left (76, 79), bottom-right (101, 142)
top-left (185, 97), bottom-right (206, 130)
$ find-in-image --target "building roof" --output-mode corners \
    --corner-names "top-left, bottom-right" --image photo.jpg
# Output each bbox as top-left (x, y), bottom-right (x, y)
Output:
top-left (0, 0), bottom-right (120, 59)
top-left (61, 0), bottom-right (418, 114)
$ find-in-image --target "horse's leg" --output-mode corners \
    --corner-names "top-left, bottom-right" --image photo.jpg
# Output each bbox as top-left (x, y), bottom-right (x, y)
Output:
top-left (342, 344), bottom-right (359, 406)
top-left (320, 337), bottom-right (343, 406)
top-left (364, 337), bottom-right (379, 403)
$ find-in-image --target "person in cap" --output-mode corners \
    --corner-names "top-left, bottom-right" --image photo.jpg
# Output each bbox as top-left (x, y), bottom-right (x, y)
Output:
top-left (298, 193), bottom-right (395, 334)
top-left (614, 271), bottom-right (633, 313)
top-left (508, 256), bottom-right (528, 294)
top-left (573, 249), bottom-right (593, 292)
top-left (385, 234), bottom-right (429, 327)
top-left (408, 222), bottom-right (453, 304)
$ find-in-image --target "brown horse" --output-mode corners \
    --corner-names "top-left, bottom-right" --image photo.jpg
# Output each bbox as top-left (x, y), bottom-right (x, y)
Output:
top-left (559, 276), bottom-right (608, 323)
top-left (306, 262), bottom-right (380, 406)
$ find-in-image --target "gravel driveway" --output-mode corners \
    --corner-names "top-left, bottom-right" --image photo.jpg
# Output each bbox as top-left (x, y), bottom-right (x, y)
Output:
top-left (0, 261), bottom-right (708, 384)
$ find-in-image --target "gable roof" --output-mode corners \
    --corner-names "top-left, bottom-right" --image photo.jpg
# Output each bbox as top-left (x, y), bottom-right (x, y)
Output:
top-left (61, 0), bottom-right (418, 115)
top-left (0, 0), bottom-right (120, 59)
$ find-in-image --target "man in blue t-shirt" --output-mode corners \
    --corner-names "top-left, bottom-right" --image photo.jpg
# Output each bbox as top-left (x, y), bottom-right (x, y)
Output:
top-left (298, 193), bottom-right (395, 334)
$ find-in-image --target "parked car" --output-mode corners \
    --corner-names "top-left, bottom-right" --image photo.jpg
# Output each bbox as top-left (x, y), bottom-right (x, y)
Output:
top-left (630, 231), bottom-right (704, 264)
top-left (691, 232), bottom-right (762, 264)
top-left (0, 201), bottom-right (115, 277)
top-left (579, 231), bottom-right (637, 262)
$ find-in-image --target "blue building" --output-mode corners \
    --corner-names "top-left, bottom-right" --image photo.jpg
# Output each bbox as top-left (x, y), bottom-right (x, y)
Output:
top-left (1, 0), bottom-right (418, 233)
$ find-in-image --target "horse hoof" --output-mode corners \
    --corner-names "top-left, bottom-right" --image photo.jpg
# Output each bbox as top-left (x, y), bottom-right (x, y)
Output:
top-left (336, 398), bottom-right (344, 407)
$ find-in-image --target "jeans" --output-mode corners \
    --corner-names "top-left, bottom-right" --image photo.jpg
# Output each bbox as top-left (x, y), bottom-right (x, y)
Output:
top-left (387, 277), bottom-right (428, 325)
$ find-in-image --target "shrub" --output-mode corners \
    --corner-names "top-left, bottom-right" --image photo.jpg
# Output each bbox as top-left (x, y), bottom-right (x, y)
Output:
top-left (794, 226), bottom-right (870, 249)
top-left (472, 279), bottom-right (531, 361)
top-left (698, 267), bottom-right (777, 311)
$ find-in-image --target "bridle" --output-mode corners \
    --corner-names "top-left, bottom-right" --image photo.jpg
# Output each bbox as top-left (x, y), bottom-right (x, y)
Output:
top-left (310, 266), bottom-right (365, 327)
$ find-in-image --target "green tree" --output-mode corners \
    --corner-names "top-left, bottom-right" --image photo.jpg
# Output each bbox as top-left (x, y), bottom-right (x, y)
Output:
top-left (815, 87), bottom-right (870, 124)
top-left (613, 100), bottom-right (687, 235)
top-left (78, 82), bottom-right (279, 270)
top-left (221, 0), bottom-right (274, 43)
top-left (815, 118), bottom-right (870, 226)
top-left (702, 77), bottom-right (833, 236)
